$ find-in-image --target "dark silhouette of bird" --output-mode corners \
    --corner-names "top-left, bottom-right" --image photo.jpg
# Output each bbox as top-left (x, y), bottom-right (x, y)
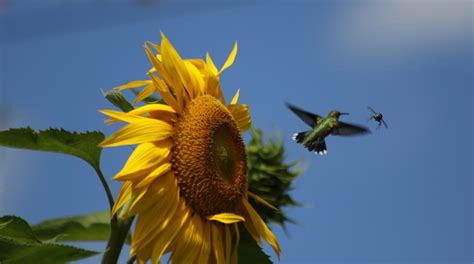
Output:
top-left (367, 106), bottom-right (388, 129)
top-left (287, 103), bottom-right (370, 155)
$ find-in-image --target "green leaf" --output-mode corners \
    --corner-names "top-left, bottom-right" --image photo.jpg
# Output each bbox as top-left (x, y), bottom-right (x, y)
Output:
top-left (237, 227), bottom-right (272, 264)
top-left (32, 211), bottom-right (111, 242)
top-left (0, 127), bottom-right (104, 169)
top-left (32, 211), bottom-right (132, 244)
top-left (0, 217), bottom-right (40, 244)
top-left (0, 216), bottom-right (98, 263)
top-left (0, 239), bottom-right (98, 264)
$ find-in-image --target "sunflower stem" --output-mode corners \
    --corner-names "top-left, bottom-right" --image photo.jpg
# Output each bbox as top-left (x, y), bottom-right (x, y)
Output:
top-left (94, 167), bottom-right (115, 209)
top-left (94, 166), bottom-right (131, 263)
top-left (102, 216), bottom-right (134, 264)
top-left (127, 254), bottom-right (137, 264)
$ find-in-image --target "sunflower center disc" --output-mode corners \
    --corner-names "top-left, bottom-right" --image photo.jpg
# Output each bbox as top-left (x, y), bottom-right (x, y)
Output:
top-left (171, 95), bottom-right (247, 216)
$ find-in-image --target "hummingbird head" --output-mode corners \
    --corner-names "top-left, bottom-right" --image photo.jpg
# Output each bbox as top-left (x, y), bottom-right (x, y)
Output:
top-left (328, 111), bottom-right (349, 119)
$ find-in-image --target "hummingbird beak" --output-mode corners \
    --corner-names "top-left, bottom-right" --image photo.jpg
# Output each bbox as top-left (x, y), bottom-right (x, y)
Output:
top-left (340, 112), bottom-right (349, 116)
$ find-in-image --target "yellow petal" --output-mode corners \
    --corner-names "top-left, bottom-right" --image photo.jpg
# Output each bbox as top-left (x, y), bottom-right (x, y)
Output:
top-left (99, 109), bottom-right (144, 124)
top-left (242, 199), bottom-right (281, 258)
top-left (160, 32), bottom-right (198, 101)
top-left (144, 44), bottom-right (173, 88)
top-left (149, 73), bottom-right (181, 112)
top-left (198, 222), bottom-right (212, 264)
top-left (151, 202), bottom-right (190, 263)
top-left (206, 52), bottom-right (218, 75)
top-left (204, 73), bottom-right (220, 98)
top-left (127, 168), bottom-right (173, 217)
top-left (130, 103), bottom-right (177, 124)
top-left (104, 118), bottom-right (119, 125)
top-left (219, 41), bottom-right (238, 74)
top-left (145, 44), bottom-right (183, 110)
top-left (147, 66), bottom-right (156, 74)
top-left (105, 103), bottom-right (176, 125)
top-left (186, 215), bottom-right (204, 263)
top-left (146, 41), bottom-right (161, 54)
top-left (133, 84), bottom-right (156, 104)
top-left (211, 224), bottom-right (225, 264)
top-left (207, 213), bottom-right (245, 224)
top-left (188, 58), bottom-right (206, 73)
top-left (128, 103), bottom-right (175, 116)
top-left (135, 241), bottom-right (154, 264)
top-left (134, 162), bottom-right (171, 189)
top-left (230, 88), bottom-right (240, 105)
top-left (230, 224), bottom-right (240, 264)
top-left (115, 80), bottom-right (151, 91)
top-left (240, 206), bottom-right (262, 246)
top-left (248, 191), bottom-right (278, 211)
top-left (184, 60), bottom-right (205, 95)
top-left (169, 217), bottom-right (193, 262)
top-left (171, 214), bottom-right (203, 264)
top-left (113, 141), bottom-right (171, 180)
top-left (224, 225), bottom-right (231, 263)
top-left (111, 181), bottom-right (132, 216)
top-left (131, 174), bottom-right (179, 248)
top-left (127, 187), bottom-right (148, 217)
top-left (99, 119), bottom-right (172, 147)
top-left (228, 104), bottom-right (251, 132)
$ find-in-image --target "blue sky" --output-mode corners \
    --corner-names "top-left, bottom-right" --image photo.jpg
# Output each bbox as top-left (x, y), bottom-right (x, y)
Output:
top-left (0, 1), bottom-right (472, 263)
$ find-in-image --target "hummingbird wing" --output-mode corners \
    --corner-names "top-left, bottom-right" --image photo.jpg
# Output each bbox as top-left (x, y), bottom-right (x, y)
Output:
top-left (333, 122), bottom-right (371, 136)
top-left (286, 103), bottom-right (323, 127)
top-left (367, 106), bottom-right (377, 114)
top-left (382, 119), bottom-right (388, 128)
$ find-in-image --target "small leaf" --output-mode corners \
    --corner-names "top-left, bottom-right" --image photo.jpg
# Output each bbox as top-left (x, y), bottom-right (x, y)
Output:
top-left (0, 127), bottom-right (104, 170)
top-left (0, 216), bottom-right (98, 263)
top-left (32, 211), bottom-right (111, 242)
top-left (237, 227), bottom-right (272, 264)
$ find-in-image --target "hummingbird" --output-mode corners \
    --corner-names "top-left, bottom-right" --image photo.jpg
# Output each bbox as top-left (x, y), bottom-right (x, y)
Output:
top-left (367, 106), bottom-right (388, 129)
top-left (286, 103), bottom-right (370, 155)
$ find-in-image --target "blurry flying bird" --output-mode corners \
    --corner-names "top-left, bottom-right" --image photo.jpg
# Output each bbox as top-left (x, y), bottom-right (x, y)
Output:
top-left (367, 106), bottom-right (388, 129)
top-left (287, 103), bottom-right (370, 155)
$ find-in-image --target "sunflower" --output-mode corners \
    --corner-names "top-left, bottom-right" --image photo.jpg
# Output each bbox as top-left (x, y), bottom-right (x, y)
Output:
top-left (100, 33), bottom-right (280, 264)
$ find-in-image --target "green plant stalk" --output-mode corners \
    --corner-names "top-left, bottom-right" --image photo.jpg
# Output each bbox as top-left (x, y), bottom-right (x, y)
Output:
top-left (127, 254), bottom-right (137, 264)
top-left (92, 167), bottom-right (133, 263)
top-left (94, 167), bottom-right (115, 210)
top-left (102, 216), bottom-right (134, 264)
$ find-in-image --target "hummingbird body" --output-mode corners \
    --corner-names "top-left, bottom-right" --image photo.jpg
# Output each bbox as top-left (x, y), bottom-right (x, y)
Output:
top-left (287, 104), bottom-right (370, 155)
top-left (301, 112), bottom-right (338, 146)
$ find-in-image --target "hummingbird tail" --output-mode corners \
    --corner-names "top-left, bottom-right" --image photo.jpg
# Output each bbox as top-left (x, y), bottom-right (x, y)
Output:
top-left (308, 139), bottom-right (327, 155)
top-left (292, 132), bottom-right (327, 155)
top-left (292, 132), bottom-right (307, 144)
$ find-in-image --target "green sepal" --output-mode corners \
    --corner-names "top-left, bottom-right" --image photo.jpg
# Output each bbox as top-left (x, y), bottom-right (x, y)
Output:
top-left (102, 89), bottom-right (135, 112)
top-left (246, 127), bottom-right (302, 227)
